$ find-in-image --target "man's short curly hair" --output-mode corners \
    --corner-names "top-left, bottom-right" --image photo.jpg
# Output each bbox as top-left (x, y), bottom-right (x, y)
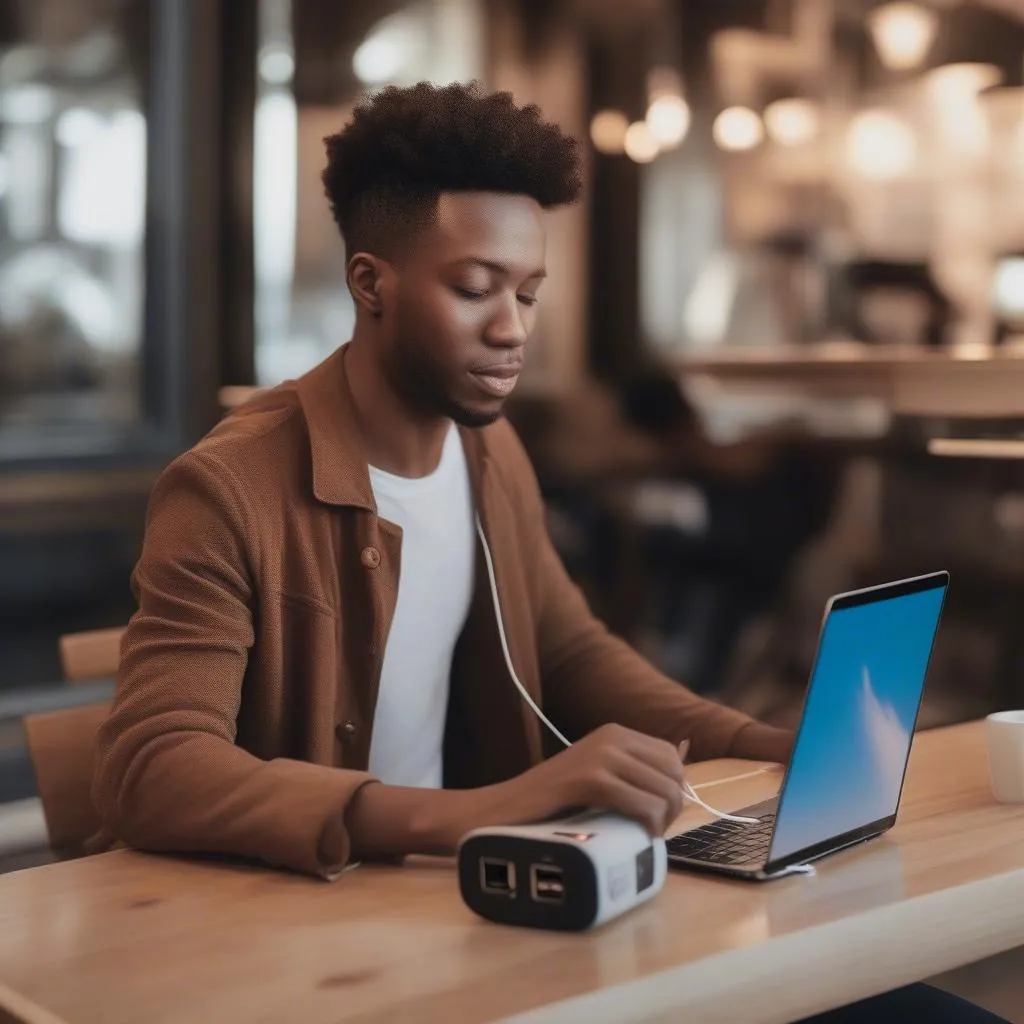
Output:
top-left (322, 80), bottom-right (583, 260)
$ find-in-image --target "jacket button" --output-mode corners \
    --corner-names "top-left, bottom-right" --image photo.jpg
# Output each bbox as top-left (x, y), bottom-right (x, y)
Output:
top-left (337, 720), bottom-right (357, 739)
top-left (360, 546), bottom-right (381, 569)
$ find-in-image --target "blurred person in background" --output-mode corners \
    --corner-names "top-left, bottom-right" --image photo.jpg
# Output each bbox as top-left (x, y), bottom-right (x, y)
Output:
top-left (612, 365), bottom-right (841, 694)
top-left (620, 365), bottom-right (798, 483)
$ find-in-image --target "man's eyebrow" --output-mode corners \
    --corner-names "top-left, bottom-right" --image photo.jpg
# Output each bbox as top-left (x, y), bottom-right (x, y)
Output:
top-left (454, 257), bottom-right (547, 279)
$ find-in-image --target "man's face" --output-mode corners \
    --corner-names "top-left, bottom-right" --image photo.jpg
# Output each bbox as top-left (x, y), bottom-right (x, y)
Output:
top-left (382, 191), bottom-right (547, 428)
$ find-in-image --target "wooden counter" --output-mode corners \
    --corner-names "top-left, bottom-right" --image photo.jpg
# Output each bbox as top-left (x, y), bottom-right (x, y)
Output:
top-left (676, 344), bottom-right (1024, 418)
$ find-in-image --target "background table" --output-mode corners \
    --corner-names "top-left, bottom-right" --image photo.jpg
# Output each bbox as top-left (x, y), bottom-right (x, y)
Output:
top-left (0, 721), bottom-right (1022, 1024)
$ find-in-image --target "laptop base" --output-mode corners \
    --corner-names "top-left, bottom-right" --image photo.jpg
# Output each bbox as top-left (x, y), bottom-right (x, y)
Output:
top-left (667, 820), bottom-right (888, 882)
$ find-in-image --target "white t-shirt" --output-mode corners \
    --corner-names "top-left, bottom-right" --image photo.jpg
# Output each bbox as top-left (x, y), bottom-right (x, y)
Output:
top-left (366, 425), bottom-right (475, 789)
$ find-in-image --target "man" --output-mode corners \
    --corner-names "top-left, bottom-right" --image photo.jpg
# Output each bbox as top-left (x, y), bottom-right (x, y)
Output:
top-left (91, 81), bottom-right (1007, 1023)
top-left (92, 80), bottom-right (789, 876)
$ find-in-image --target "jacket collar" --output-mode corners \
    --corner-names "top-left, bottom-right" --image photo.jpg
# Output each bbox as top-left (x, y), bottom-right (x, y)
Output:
top-left (293, 345), bottom-right (376, 511)
top-left (293, 343), bottom-right (491, 512)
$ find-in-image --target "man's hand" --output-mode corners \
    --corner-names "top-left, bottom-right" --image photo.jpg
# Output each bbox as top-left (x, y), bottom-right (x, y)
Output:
top-left (339, 724), bottom-right (686, 865)
top-left (488, 722), bottom-right (685, 838)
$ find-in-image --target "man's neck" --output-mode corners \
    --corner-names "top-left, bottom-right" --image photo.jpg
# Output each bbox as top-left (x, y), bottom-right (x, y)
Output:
top-left (344, 334), bottom-right (450, 478)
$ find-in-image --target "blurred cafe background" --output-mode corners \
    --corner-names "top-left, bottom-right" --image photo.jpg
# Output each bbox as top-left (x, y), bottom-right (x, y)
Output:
top-left (2, 0), bottom-right (1024, 891)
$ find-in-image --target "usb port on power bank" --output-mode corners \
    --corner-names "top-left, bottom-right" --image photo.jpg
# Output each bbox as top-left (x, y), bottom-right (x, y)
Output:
top-left (530, 863), bottom-right (565, 904)
top-left (480, 857), bottom-right (516, 897)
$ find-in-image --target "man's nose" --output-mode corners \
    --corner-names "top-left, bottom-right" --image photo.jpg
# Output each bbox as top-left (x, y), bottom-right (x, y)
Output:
top-left (485, 292), bottom-right (528, 348)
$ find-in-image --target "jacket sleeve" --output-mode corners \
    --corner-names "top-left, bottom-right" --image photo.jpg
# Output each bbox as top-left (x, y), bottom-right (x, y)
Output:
top-left (506, 431), bottom-right (774, 762)
top-left (91, 452), bottom-right (374, 877)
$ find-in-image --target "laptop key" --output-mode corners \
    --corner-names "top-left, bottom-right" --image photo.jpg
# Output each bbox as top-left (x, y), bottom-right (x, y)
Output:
top-left (668, 810), bottom-right (777, 863)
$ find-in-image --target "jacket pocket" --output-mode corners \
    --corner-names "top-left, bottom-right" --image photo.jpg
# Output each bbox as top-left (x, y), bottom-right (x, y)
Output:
top-left (269, 590), bottom-right (341, 764)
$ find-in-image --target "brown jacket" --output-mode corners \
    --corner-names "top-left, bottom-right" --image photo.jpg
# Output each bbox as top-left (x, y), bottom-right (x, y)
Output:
top-left (92, 346), bottom-right (766, 877)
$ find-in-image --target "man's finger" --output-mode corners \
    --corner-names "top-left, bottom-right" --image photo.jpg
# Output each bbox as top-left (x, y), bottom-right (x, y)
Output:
top-left (615, 730), bottom-right (684, 781)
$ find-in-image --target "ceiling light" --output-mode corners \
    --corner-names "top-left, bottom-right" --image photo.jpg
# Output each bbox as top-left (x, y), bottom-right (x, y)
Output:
top-left (846, 109), bottom-right (917, 180)
top-left (353, 37), bottom-right (405, 85)
top-left (646, 94), bottom-right (690, 148)
top-left (624, 121), bottom-right (659, 163)
top-left (353, 16), bottom-right (421, 86)
top-left (867, 3), bottom-right (939, 71)
top-left (764, 98), bottom-right (819, 146)
top-left (590, 109), bottom-right (629, 155)
top-left (259, 44), bottom-right (295, 86)
top-left (713, 106), bottom-right (763, 152)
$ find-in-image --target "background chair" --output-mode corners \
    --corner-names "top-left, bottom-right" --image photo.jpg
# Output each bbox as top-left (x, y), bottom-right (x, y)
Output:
top-left (0, 981), bottom-right (71, 1024)
top-left (21, 702), bottom-right (110, 860)
top-left (20, 626), bottom-right (122, 860)
top-left (57, 625), bottom-right (124, 683)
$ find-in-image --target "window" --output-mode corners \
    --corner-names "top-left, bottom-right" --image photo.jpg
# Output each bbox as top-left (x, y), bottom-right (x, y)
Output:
top-left (0, 1), bottom-right (148, 456)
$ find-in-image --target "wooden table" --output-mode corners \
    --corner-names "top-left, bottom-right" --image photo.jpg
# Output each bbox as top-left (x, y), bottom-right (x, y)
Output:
top-left (1, 721), bottom-right (1023, 1024)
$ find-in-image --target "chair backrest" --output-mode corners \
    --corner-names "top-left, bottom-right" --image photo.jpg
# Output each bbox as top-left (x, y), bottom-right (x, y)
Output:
top-left (22, 702), bottom-right (111, 859)
top-left (0, 982), bottom-right (71, 1024)
top-left (219, 385), bottom-right (262, 411)
top-left (58, 627), bottom-right (125, 683)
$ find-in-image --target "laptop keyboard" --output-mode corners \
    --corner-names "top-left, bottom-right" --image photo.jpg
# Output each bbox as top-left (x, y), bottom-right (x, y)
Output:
top-left (666, 809), bottom-right (777, 867)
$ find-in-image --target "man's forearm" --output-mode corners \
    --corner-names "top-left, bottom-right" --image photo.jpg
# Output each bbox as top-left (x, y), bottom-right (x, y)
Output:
top-left (333, 783), bottom-right (474, 861)
top-left (726, 721), bottom-right (795, 764)
top-left (319, 779), bottom-right (543, 865)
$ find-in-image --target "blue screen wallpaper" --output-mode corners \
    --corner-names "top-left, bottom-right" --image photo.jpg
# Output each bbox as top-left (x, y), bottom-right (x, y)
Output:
top-left (768, 583), bottom-right (946, 863)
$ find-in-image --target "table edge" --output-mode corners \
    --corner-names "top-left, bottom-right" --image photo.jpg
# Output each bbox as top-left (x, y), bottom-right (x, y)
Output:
top-left (499, 865), bottom-right (1024, 1024)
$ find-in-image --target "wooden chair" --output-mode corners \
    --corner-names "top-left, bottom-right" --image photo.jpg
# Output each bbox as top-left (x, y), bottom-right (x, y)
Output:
top-left (0, 982), bottom-right (71, 1024)
top-left (58, 626), bottom-right (125, 683)
top-left (21, 702), bottom-right (111, 860)
top-left (21, 626), bottom-right (124, 859)
top-left (219, 385), bottom-right (262, 412)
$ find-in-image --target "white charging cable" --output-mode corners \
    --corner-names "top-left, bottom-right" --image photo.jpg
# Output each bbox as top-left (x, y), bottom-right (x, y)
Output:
top-left (680, 782), bottom-right (758, 825)
top-left (475, 515), bottom-right (758, 827)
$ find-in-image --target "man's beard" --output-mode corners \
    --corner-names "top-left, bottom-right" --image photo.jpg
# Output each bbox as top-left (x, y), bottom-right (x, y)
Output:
top-left (388, 329), bottom-right (502, 429)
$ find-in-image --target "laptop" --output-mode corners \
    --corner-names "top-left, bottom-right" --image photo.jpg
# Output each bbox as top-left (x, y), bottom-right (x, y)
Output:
top-left (667, 571), bottom-right (949, 881)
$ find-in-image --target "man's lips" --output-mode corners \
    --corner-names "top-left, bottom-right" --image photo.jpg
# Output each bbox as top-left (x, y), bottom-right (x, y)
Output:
top-left (470, 363), bottom-right (522, 379)
top-left (470, 364), bottom-right (522, 397)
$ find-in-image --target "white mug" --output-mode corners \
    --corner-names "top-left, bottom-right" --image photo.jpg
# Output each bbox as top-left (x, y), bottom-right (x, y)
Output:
top-left (986, 711), bottom-right (1024, 803)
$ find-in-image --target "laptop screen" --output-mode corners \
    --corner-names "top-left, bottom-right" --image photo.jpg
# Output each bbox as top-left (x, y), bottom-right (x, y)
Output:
top-left (767, 575), bottom-right (947, 865)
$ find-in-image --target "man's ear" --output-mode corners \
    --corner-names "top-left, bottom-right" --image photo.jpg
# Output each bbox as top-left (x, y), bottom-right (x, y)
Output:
top-left (347, 252), bottom-right (390, 318)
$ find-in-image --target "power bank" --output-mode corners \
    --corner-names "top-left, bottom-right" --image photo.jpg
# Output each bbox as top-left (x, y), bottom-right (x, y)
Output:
top-left (458, 810), bottom-right (667, 931)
